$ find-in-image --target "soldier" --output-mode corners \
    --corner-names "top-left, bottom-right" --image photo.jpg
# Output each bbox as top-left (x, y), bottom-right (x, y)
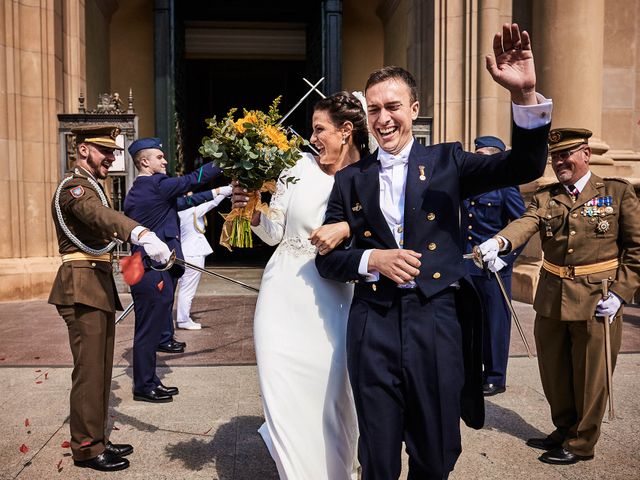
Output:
top-left (461, 136), bottom-right (525, 396)
top-left (480, 128), bottom-right (640, 464)
top-left (49, 125), bottom-right (171, 471)
top-left (124, 138), bottom-right (222, 403)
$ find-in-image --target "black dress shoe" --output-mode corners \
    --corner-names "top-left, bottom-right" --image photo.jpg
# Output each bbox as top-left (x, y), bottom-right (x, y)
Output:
top-left (539, 447), bottom-right (593, 465)
top-left (105, 441), bottom-right (133, 457)
top-left (74, 451), bottom-right (129, 471)
top-left (157, 341), bottom-right (184, 354)
top-left (482, 383), bottom-right (506, 396)
top-left (171, 338), bottom-right (186, 348)
top-left (156, 383), bottom-right (179, 396)
top-left (526, 435), bottom-right (563, 451)
top-left (133, 388), bottom-right (173, 403)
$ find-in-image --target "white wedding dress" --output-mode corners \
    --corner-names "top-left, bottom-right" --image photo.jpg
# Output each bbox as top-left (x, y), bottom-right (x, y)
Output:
top-left (252, 153), bottom-right (358, 480)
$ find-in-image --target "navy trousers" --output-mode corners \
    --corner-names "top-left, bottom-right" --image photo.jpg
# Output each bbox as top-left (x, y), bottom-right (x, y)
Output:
top-left (131, 269), bottom-right (176, 393)
top-left (158, 275), bottom-right (178, 346)
top-left (470, 273), bottom-right (512, 387)
top-left (347, 288), bottom-right (464, 480)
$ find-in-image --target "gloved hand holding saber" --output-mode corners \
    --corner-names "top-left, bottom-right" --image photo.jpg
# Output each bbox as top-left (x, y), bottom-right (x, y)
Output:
top-left (463, 242), bottom-right (533, 358)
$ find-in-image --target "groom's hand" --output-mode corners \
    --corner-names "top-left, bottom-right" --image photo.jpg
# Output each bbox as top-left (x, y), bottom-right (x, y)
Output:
top-left (369, 249), bottom-right (421, 284)
top-left (485, 23), bottom-right (537, 105)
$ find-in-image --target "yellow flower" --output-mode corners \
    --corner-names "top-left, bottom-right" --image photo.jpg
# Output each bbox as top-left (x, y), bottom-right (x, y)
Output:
top-left (263, 125), bottom-right (290, 151)
top-left (235, 113), bottom-right (258, 133)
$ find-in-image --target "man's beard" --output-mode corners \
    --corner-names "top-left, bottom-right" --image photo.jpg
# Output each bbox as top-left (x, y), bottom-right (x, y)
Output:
top-left (86, 151), bottom-right (108, 179)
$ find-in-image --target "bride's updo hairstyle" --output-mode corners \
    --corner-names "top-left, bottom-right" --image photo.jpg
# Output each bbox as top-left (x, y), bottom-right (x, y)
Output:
top-left (314, 91), bottom-right (370, 157)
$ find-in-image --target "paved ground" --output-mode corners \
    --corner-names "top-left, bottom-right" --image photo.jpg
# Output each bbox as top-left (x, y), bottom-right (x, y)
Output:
top-left (1, 267), bottom-right (639, 479)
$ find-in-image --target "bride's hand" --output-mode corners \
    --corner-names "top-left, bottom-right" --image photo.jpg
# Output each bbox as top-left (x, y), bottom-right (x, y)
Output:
top-left (231, 183), bottom-right (261, 226)
top-left (310, 222), bottom-right (351, 255)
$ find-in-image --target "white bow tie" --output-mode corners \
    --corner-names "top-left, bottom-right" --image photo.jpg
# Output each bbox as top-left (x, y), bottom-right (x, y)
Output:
top-left (379, 153), bottom-right (408, 169)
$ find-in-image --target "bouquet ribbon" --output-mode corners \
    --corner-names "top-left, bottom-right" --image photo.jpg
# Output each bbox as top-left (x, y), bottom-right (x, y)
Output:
top-left (220, 180), bottom-right (277, 251)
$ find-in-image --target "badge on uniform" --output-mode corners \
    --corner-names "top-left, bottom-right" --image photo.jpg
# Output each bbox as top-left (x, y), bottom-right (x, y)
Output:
top-left (352, 203), bottom-right (362, 212)
top-left (70, 186), bottom-right (85, 198)
top-left (581, 195), bottom-right (614, 218)
top-left (418, 165), bottom-right (426, 181)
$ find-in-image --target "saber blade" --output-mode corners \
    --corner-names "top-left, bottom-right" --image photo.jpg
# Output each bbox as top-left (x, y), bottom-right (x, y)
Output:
top-left (277, 77), bottom-right (325, 125)
top-left (115, 301), bottom-right (135, 325)
top-left (175, 258), bottom-right (260, 293)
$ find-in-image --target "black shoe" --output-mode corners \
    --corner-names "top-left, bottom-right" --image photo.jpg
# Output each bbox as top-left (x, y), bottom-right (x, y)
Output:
top-left (526, 435), bottom-right (563, 451)
top-left (133, 389), bottom-right (173, 403)
top-left (482, 383), bottom-right (506, 396)
top-left (74, 451), bottom-right (129, 471)
top-left (105, 441), bottom-right (133, 457)
top-left (156, 383), bottom-right (179, 396)
top-left (156, 341), bottom-right (185, 354)
top-left (171, 338), bottom-right (186, 348)
top-left (539, 447), bottom-right (593, 465)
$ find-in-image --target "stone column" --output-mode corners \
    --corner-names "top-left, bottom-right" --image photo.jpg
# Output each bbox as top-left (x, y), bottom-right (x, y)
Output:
top-left (0, 0), bottom-right (86, 301)
top-left (533, 0), bottom-right (612, 164)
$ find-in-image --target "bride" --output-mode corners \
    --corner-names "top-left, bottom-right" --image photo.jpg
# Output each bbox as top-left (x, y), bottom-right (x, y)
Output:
top-left (232, 92), bottom-right (371, 479)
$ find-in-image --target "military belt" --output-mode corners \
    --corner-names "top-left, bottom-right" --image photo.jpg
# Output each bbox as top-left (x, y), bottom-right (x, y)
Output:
top-left (542, 258), bottom-right (619, 279)
top-left (61, 252), bottom-right (111, 263)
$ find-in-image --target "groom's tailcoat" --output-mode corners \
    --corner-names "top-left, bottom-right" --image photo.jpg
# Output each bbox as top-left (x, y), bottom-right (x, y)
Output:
top-left (316, 124), bottom-right (550, 434)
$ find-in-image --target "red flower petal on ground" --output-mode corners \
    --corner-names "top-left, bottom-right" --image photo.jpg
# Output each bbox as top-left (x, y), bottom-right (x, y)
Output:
top-left (0, 357), bottom-right (5, 361)
top-left (57, 458), bottom-right (63, 472)
top-left (19, 444), bottom-right (29, 453)
top-left (35, 369), bottom-right (41, 372)
top-left (35, 381), bottom-right (42, 384)
top-left (61, 441), bottom-right (70, 448)
top-left (24, 419), bottom-right (30, 427)
top-left (44, 372), bottom-right (49, 379)
top-left (34, 356), bottom-right (40, 359)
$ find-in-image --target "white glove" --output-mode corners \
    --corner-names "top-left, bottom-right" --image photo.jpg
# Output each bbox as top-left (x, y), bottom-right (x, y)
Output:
top-left (487, 256), bottom-right (507, 273)
top-left (479, 238), bottom-right (500, 263)
top-left (217, 185), bottom-right (233, 197)
top-left (595, 292), bottom-right (622, 323)
top-left (137, 231), bottom-right (171, 264)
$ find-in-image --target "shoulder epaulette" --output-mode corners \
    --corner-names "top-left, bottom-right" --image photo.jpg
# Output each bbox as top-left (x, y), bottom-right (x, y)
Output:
top-left (603, 177), bottom-right (630, 185)
top-left (535, 182), bottom-right (558, 193)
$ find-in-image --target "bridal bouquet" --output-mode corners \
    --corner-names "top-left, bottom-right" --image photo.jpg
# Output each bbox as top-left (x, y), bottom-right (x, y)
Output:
top-left (199, 97), bottom-right (303, 250)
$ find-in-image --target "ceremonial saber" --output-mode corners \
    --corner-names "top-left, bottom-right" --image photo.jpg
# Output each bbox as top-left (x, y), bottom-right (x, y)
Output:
top-left (465, 246), bottom-right (533, 358)
top-left (601, 279), bottom-right (616, 420)
top-left (302, 77), bottom-right (327, 98)
top-left (115, 301), bottom-right (135, 325)
top-left (149, 251), bottom-right (260, 293)
top-left (277, 77), bottom-right (325, 125)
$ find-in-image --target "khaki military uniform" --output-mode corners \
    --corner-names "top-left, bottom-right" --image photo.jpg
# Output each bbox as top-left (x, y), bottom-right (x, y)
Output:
top-left (499, 173), bottom-right (640, 456)
top-left (49, 168), bottom-right (138, 461)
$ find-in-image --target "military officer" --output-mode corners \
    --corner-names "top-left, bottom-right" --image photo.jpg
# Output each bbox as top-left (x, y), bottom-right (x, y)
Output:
top-left (49, 125), bottom-right (171, 471)
top-left (124, 137), bottom-right (223, 403)
top-left (480, 128), bottom-right (640, 464)
top-left (461, 136), bottom-right (525, 396)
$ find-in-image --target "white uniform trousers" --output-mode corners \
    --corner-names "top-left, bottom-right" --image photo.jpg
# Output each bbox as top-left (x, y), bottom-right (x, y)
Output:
top-left (176, 254), bottom-right (205, 324)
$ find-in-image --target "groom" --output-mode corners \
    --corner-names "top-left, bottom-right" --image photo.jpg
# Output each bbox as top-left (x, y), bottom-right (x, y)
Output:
top-left (316, 24), bottom-right (552, 479)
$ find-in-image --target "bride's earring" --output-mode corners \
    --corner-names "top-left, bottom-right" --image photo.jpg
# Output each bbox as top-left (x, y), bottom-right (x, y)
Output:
top-left (342, 135), bottom-right (348, 145)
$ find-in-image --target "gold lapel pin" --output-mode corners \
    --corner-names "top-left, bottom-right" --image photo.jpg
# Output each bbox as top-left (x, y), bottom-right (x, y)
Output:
top-left (418, 165), bottom-right (426, 181)
top-left (352, 203), bottom-right (362, 212)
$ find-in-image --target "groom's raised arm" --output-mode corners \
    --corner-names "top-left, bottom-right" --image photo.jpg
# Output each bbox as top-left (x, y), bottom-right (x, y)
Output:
top-left (315, 178), bottom-right (366, 283)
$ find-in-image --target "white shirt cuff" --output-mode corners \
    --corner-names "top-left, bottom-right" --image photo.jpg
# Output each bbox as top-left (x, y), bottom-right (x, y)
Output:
top-left (358, 249), bottom-right (379, 282)
top-left (130, 225), bottom-right (146, 245)
top-left (512, 93), bottom-right (553, 129)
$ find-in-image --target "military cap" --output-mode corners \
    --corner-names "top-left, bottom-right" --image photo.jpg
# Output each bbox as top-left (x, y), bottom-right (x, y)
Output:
top-left (128, 137), bottom-right (163, 158)
top-left (548, 128), bottom-right (592, 154)
top-left (72, 125), bottom-right (123, 150)
top-left (474, 136), bottom-right (506, 152)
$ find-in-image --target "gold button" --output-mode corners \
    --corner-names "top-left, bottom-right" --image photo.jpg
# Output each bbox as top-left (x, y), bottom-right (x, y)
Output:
top-left (572, 213), bottom-right (578, 218)
top-left (427, 213), bottom-right (436, 221)
top-left (568, 248), bottom-right (574, 254)
top-left (364, 231), bottom-right (372, 237)
top-left (372, 284), bottom-right (377, 291)
top-left (468, 213), bottom-right (473, 218)
top-left (91, 262), bottom-right (96, 267)
top-left (397, 226), bottom-right (404, 233)
top-left (570, 230), bottom-right (576, 236)
top-left (468, 236), bottom-right (472, 240)
top-left (468, 225), bottom-right (472, 230)
top-left (547, 214), bottom-right (552, 219)
top-left (433, 272), bottom-right (441, 279)
top-left (113, 232), bottom-right (118, 237)
top-left (428, 243), bottom-right (437, 251)
top-left (470, 201), bottom-right (475, 206)
top-left (487, 202), bottom-right (492, 206)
